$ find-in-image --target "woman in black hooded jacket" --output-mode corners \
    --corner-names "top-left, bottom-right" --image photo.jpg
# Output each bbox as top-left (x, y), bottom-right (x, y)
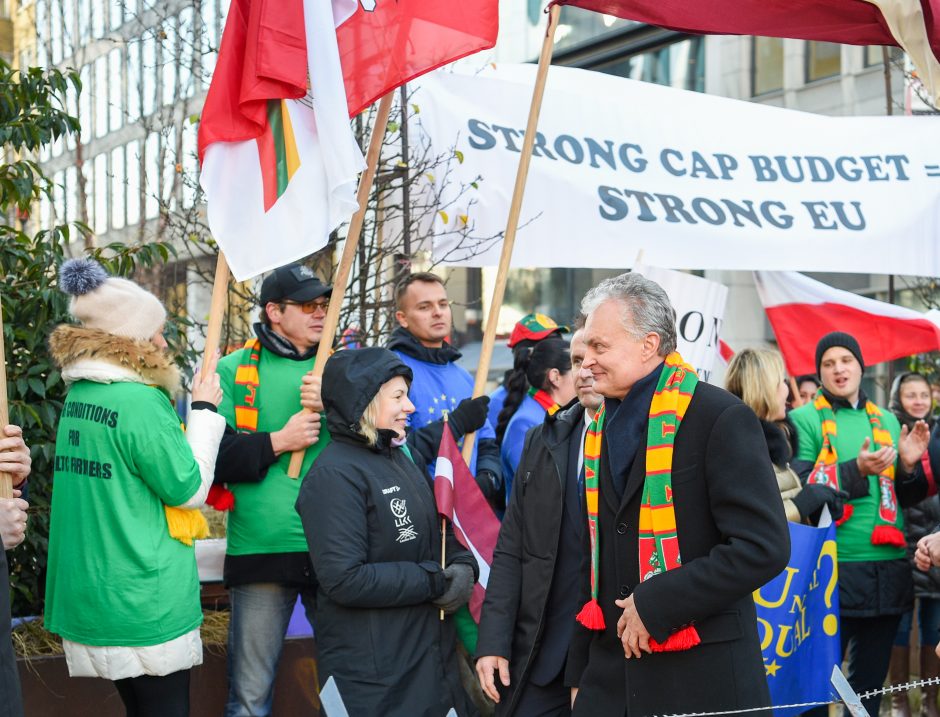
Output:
top-left (295, 347), bottom-right (479, 717)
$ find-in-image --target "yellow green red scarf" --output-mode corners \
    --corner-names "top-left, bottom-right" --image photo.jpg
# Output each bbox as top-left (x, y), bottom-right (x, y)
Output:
top-left (808, 391), bottom-right (904, 546)
top-left (576, 352), bottom-right (702, 652)
top-left (528, 387), bottom-right (561, 416)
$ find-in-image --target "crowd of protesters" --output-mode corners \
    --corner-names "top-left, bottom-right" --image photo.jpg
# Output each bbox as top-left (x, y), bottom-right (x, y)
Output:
top-left (4, 261), bottom-right (940, 717)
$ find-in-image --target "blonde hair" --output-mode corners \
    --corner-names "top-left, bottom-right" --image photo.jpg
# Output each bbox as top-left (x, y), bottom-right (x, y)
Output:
top-left (725, 347), bottom-right (786, 421)
top-left (358, 397), bottom-right (381, 447)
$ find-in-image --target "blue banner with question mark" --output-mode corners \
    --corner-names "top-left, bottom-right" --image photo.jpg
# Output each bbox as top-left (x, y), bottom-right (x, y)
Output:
top-left (753, 519), bottom-right (840, 717)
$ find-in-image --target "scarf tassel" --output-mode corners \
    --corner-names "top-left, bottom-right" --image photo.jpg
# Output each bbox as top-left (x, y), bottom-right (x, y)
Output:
top-left (871, 524), bottom-right (906, 547)
top-left (576, 599), bottom-right (606, 630)
top-left (206, 484), bottom-right (236, 512)
top-left (649, 625), bottom-right (701, 652)
top-left (164, 506), bottom-right (209, 546)
top-left (834, 503), bottom-right (854, 527)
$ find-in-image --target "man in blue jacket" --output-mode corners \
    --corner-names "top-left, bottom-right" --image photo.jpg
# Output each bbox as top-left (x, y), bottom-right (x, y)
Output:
top-left (388, 272), bottom-right (503, 510)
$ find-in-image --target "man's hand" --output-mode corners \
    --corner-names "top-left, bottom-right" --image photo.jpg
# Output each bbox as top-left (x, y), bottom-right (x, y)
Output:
top-left (0, 424), bottom-right (31, 488)
top-left (615, 594), bottom-right (652, 659)
top-left (192, 349), bottom-right (223, 406)
top-left (300, 374), bottom-right (324, 413)
top-left (475, 655), bottom-right (510, 703)
top-left (270, 410), bottom-right (321, 455)
top-left (0, 490), bottom-right (28, 550)
top-left (899, 421), bottom-right (931, 473)
top-left (916, 532), bottom-right (940, 571)
top-left (856, 437), bottom-right (896, 476)
top-left (571, 687), bottom-right (579, 708)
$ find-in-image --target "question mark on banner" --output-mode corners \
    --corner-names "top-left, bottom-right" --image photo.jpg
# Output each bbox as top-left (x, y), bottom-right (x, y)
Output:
top-left (816, 539), bottom-right (839, 636)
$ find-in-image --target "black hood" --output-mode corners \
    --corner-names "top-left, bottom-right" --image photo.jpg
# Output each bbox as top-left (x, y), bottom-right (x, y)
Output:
top-left (386, 326), bottom-right (461, 365)
top-left (322, 347), bottom-right (413, 443)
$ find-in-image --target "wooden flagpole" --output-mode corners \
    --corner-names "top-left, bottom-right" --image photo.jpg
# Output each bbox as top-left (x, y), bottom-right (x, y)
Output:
top-left (461, 4), bottom-right (561, 465)
top-left (201, 253), bottom-right (231, 377)
top-left (287, 90), bottom-right (396, 477)
top-left (0, 296), bottom-right (12, 499)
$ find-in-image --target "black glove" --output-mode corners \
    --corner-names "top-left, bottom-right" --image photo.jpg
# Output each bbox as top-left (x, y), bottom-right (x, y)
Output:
top-left (792, 484), bottom-right (847, 523)
top-left (449, 396), bottom-right (490, 436)
top-left (474, 469), bottom-right (503, 500)
top-left (431, 563), bottom-right (475, 615)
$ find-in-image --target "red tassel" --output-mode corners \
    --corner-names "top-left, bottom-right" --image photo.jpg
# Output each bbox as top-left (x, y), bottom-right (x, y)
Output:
top-left (575, 599), bottom-right (606, 630)
top-left (870, 524), bottom-right (906, 547)
top-left (834, 503), bottom-right (854, 527)
top-left (206, 485), bottom-right (235, 512)
top-left (649, 625), bottom-right (701, 652)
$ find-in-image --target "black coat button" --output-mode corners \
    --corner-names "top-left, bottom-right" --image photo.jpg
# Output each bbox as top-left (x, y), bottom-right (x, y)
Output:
top-left (617, 523), bottom-right (627, 534)
top-left (620, 585), bottom-right (630, 597)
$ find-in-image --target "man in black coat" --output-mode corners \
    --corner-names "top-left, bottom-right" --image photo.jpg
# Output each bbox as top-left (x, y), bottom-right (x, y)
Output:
top-left (568, 273), bottom-right (791, 717)
top-left (476, 329), bottom-right (603, 716)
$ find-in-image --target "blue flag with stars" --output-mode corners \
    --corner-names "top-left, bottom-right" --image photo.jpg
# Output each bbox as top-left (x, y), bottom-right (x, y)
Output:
top-left (753, 519), bottom-right (840, 717)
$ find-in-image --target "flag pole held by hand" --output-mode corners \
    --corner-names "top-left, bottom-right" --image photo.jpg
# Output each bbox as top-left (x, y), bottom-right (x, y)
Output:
top-left (0, 296), bottom-right (12, 499)
top-left (462, 5), bottom-right (561, 466)
top-left (287, 90), bottom-right (396, 478)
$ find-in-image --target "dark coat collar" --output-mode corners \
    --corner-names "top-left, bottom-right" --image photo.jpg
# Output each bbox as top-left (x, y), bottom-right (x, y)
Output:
top-left (386, 326), bottom-right (462, 365)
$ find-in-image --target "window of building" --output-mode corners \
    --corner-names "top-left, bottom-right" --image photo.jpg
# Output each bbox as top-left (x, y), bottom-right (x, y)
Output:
top-left (181, 121), bottom-right (198, 208)
top-left (161, 16), bottom-right (179, 108)
top-left (52, 170), bottom-right (65, 221)
top-left (111, 145), bottom-right (125, 230)
top-left (91, 0), bottom-right (104, 38)
top-left (94, 153), bottom-right (107, 235)
top-left (144, 132), bottom-right (160, 219)
top-left (127, 42), bottom-right (141, 121)
top-left (50, 0), bottom-right (62, 64)
top-left (594, 37), bottom-right (705, 92)
top-left (40, 186), bottom-right (51, 230)
top-left (94, 56), bottom-right (107, 138)
top-left (61, 0), bottom-right (73, 60)
top-left (109, 0), bottom-right (121, 31)
top-left (179, 7), bottom-right (195, 98)
top-left (78, 64), bottom-right (91, 145)
top-left (162, 125), bottom-right (178, 211)
top-left (865, 45), bottom-right (903, 67)
top-left (36, 0), bottom-right (49, 66)
top-left (806, 41), bottom-right (841, 82)
top-left (65, 79), bottom-right (77, 150)
top-left (78, 0), bottom-right (90, 44)
top-left (65, 166), bottom-right (77, 223)
top-left (108, 47), bottom-right (123, 131)
top-left (82, 161), bottom-right (93, 228)
top-left (141, 32), bottom-right (156, 116)
top-left (752, 36), bottom-right (784, 95)
top-left (126, 140), bottom-right (141, 226)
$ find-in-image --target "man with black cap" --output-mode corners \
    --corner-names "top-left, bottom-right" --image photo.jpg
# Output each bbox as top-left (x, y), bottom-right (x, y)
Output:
top-left (790, 331), bottom-right (930, 717)
top-left (214, 262), bottom-right (330, 717)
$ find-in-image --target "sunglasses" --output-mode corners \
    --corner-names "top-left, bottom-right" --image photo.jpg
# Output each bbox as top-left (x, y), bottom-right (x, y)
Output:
top-left (282, 299), bottom-right (330, 314)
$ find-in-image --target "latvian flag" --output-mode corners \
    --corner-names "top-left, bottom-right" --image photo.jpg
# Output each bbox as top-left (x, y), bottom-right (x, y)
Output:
top-left (198, 0), bottom-right (364, 281)
top-left (433, 422), bottom-right (500, 622)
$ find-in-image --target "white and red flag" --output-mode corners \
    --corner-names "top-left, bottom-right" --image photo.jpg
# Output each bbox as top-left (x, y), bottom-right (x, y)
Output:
top-left (754, 271), bottom-right (940, 375)
top-left (338, 1), bottom-right (499, 117)
top-left (198, 0), bottom-right (364, 281)
top-left (433, 421), bottom-right (500, 622)
top-left (556, 0), bottom-right (940, 106)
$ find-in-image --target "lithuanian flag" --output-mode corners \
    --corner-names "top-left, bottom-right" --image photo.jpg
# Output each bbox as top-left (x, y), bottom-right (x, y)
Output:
top-left (198, 0), bottom-right (364, 281)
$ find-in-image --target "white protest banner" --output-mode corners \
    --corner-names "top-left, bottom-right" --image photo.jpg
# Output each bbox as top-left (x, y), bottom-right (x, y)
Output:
top-left (634, 264), bottom-right (728, 383)
top-left (412, 64), bottom-right (940, 276)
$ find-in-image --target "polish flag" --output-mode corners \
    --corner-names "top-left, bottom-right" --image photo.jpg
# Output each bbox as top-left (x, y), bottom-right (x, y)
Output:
top-left (754, 271), bottom-right (940, 375)
top-left (433, 422), bottom-right (500, 622)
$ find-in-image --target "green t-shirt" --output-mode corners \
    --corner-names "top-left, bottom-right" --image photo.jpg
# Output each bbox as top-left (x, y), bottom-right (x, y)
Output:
top-left (789, 400), bottom-right (905, 562)
top-left (217, 346), bottom-right (329, 556)
top-left (44, 380), bottom-right (204, 646)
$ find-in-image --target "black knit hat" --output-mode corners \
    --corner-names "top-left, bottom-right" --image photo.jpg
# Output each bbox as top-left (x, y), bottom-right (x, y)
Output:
top-left (815, 332), bottom-right (865, 376)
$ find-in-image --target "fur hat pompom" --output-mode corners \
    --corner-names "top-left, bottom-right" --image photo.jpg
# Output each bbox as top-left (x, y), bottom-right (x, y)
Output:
top-left (60, 258), bottom-right (109, 296)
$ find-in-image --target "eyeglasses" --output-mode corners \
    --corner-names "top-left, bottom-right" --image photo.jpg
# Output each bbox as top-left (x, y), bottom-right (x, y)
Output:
top-left (282, 299), bottom-right (330, 315)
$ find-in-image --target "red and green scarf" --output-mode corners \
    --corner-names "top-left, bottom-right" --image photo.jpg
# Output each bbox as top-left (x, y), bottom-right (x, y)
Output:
top-left (576, 352), bottom-right (702, 652)
top-left (808, 392), bottom-right (904, 546)
top-left (204, 338), bottom-right (263, 512)
top-left (528, 386), bottom-right (561, 416)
